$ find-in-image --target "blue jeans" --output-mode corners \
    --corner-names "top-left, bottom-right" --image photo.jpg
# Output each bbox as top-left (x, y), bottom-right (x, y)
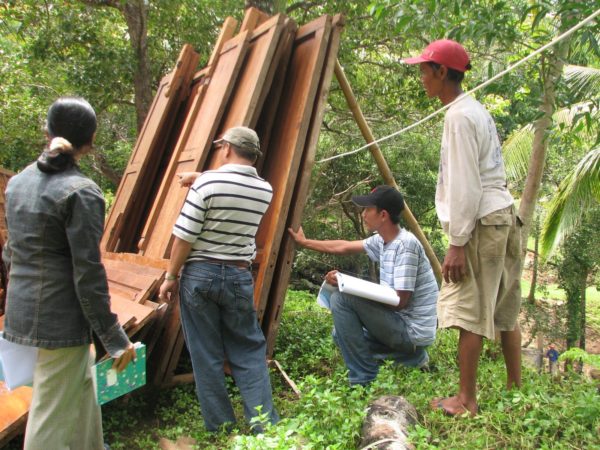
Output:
top-left (179, 262), bottom-right (278, 431)
top-left (330, 291), bottom-right (429, 385)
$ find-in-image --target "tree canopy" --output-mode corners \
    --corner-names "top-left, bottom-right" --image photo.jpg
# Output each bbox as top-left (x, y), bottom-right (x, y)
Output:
top-left (1, 0), bottom-right (598, 289)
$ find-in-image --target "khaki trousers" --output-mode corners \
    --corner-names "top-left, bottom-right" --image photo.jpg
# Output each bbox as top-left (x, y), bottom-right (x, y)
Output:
top-left (24, 345), bottom-right (103, 450)
top-left (437, 206), bottom-right (522, 340)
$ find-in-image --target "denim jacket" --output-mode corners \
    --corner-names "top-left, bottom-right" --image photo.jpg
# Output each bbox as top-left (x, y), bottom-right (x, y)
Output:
top-left (3, 163), bottom-right (129, 357)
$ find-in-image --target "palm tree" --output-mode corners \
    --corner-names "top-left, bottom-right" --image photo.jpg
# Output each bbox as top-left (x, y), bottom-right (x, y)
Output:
top-left (540, 147), bottom-right (600, 256)
top-left (504, 63), bottom-right (600, 350)
top-left (503, 64), bottom-right (600, 256)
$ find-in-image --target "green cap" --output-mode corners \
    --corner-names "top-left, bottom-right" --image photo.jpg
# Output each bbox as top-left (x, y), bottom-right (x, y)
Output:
top-left (214, 126), bottom-right (262, 156)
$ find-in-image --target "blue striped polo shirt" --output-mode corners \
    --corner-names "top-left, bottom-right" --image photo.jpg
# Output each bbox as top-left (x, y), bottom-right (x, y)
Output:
top-left (363, 229), bottom-right (439, 346)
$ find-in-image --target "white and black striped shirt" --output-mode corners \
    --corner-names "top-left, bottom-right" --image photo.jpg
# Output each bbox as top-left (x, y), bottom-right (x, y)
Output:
top-left (173, 164), bottom-right (273, 262)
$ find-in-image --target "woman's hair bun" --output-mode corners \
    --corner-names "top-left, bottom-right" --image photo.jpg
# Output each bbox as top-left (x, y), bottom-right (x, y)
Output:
top-left (38, 97), bottom-right (96, 174)
top-left (48, 137), bottom-right (74, 155)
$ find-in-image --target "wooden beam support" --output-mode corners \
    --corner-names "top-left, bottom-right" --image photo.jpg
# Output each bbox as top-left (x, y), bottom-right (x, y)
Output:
top-left (333, 60), bottom-right (443, 284)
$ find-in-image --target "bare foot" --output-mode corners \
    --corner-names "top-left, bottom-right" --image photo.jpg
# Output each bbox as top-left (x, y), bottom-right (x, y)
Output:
top-left (431, 396), bottom-right (478, 417)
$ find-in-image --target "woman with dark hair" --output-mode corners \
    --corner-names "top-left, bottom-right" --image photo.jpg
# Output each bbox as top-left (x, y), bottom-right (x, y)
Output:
top-left (3, 97), bottom-right (135, 449)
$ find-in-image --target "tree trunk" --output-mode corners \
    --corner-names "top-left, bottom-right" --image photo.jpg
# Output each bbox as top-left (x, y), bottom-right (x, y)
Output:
top-left (528, 213), bottom-right (540, 304)
top-left (518, 35), bottom-right (571, 253)
top-left (566, 285), bottom-right (580, 350)
top-left (93, 153), bottom-right (123, 187)
top-left (360, 396), bottom-right (418, 450)
top-left (120, 0), bottom-right (152, 132)
top-left (579, 272), bottom-right (587, 349)
top-left (82, 0), bottom-right (152, 132)
top-left (245, 0), bottom-right (274, 14)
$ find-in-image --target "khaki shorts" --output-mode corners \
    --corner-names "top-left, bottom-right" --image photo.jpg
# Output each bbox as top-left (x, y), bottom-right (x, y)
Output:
top-left (437, 206), bottom-right (522, 340)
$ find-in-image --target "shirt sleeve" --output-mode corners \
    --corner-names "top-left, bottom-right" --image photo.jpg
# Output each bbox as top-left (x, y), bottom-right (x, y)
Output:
top-left (172, 183), bottom-right (207, 243)
top-left (363, 234), bottom-right (380, 262)
top-left (65, 184), bottom-right (129, 358)
top-left (393, 241), bottom-right (418, 292)
top-left (445, 112), bottom-right (482, 246)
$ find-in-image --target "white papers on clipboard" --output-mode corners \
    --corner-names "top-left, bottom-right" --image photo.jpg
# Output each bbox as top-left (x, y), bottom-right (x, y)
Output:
top-left (335, 273), bottom-right (399, 306)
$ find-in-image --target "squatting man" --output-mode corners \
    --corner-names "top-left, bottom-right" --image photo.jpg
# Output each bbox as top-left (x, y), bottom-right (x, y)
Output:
top-left (288, 185), bottom-right (439, 386)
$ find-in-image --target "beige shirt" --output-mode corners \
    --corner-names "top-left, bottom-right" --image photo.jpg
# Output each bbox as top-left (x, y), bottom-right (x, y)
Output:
top-left (436, 95), bottom-right (513, 246)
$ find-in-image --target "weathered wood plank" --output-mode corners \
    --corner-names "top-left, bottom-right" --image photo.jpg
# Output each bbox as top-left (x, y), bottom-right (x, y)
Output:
top-left (205, 14), bottom-right (287, 170)
top-left (150, 288), bottom-right (182, 386)
top-left (0, 383), bottom-right (32, 448)
top-left (264, 15), bottom-right (344, 354)
top-left (103, 251), bottom-right (169, 271)
top-left (143, 14), bottom-right (237, 237)
top-left (104, 258), bottom-right (164, 303)
top-left (102, 44), bottom-right (199, 253)
top-left (240, 7), bottom-right (270, 32)
top-left (139, 31), bottom-right (250, 259)
top-left (110, 293), bottom-right (155, 333)
top-left (254, 15), bottom-right (332, 318)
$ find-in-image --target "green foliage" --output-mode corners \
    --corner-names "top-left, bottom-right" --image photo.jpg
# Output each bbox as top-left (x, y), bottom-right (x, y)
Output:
top-left (273, 290), bottom-right (341, 378)
top-left (554, 208), bottom-right (600, 348)
top-left (540, 147), bottom-right (600, 257)
top-left (0, 0), bottom-right (240, 190)
top-left (559, 347), bottom-right (600, 369)
top-left (8, 289), bottom-right (598, 450)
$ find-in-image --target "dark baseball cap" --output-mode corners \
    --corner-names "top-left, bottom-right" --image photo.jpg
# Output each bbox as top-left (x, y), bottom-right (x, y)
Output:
top-left (351, 185), bottom-right (405, 217)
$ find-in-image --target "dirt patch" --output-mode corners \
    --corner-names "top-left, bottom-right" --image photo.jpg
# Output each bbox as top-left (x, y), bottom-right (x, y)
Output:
top-left (520, 299), bottom-right (599, 355)
top-left (520, 251), bottom-right (599, 355)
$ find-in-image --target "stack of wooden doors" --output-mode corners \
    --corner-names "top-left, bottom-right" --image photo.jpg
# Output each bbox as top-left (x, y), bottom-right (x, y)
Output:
top-left (101, 7), bottom-right (344, 386)
top-left (0, 7), bottom-right (344, 443)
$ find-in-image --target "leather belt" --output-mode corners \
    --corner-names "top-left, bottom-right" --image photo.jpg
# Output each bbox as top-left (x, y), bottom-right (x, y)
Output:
top-left (202, 258), bottom-right (251, 269)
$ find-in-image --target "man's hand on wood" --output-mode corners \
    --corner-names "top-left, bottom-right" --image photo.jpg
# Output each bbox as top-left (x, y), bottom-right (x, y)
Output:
top-left (158, 278), bottom-right (177, 302)
top-left (176, 171), bottom-right (201, 187)
top-left (287, 225), bottom-right (306, 246)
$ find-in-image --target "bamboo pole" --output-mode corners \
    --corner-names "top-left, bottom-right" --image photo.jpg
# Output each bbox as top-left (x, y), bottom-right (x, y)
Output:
top-left (334, 60), bottom-right (442, 283)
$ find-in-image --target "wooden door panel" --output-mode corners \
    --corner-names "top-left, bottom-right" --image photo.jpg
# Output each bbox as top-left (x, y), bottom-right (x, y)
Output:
top-left (102, 45), bottom-right (199, 253)
top-left (264, 16), bottom-right (345, 353)
top-left (253, 16), bottom-right (332, 317)
top-left (139, 32), bottom-right (250, 259)
top-left (204, 14), bottom-right (288, 170)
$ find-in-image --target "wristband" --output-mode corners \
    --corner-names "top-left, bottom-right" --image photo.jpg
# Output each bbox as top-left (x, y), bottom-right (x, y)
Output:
top-left (165, 273), bottom-right (178, 281)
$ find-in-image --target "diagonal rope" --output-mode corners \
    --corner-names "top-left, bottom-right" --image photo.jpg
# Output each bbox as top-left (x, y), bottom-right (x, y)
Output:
top-left (317, 8), bottom-right (600, 164)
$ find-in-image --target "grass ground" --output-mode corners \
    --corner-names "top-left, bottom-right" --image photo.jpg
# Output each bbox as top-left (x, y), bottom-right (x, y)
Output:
top-left (6, 290), bottom-right (599, 449)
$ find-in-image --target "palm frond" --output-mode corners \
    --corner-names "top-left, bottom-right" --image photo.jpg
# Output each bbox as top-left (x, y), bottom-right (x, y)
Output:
top-left (563, 65), bottom-right (600, 101)
top-left (503, 102), bottom-right (598, 184)
top-left (540, 147), bottom-right (600, 257)
top-left (502, 124), bottom-right (534, 182)
top-left (553, 101), bottom-right (596, 125)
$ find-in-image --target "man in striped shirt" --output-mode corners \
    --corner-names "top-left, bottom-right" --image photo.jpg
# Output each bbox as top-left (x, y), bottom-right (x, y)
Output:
top-left (159, 126), bottom-right (278, 432)
top-left (288, 186), bottom-right (439, 386)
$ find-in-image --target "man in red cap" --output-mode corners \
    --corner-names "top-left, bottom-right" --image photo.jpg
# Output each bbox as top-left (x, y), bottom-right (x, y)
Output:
top-left (403, 40), bottom-right (522, 416)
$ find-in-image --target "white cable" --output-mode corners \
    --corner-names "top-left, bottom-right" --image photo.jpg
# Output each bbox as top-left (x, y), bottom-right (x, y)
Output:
top-left (317, 8), bottom-right (600, 164)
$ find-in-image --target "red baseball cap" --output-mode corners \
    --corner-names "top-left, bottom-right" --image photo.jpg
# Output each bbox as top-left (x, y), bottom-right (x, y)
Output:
top-left (402, 39), bottom-right (471, 72)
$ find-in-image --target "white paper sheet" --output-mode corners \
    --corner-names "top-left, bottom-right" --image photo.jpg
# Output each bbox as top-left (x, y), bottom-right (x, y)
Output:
top-left (335, 273), bottom-right (399, 306)
top-left (316, 281), bottom-right (337, 310)
top-left (0, 332), bottom-right (38, 390)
